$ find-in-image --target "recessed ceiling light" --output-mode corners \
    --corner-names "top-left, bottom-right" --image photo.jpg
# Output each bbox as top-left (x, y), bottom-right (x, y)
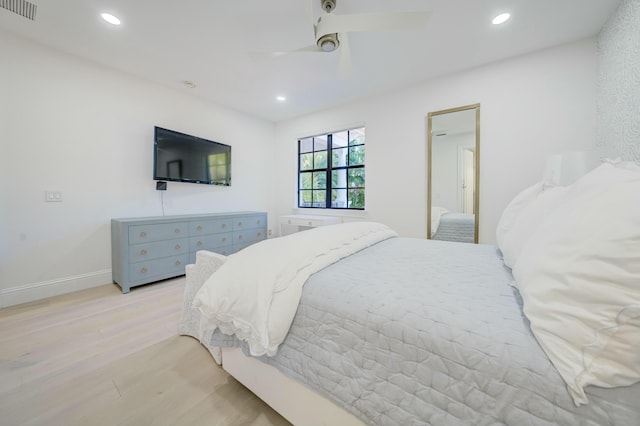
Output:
top-left (276, 96), bottom-right (286, 102)
top-left (101, 13), bottom-right (121, 26)
top-left (492, 13), bottom-right (510, 25)
top-left (183, 80), bottom-right (196, 88)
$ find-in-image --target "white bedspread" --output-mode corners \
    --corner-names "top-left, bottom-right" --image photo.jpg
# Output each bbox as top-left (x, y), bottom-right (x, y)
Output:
top-left (431, 206), bottom-right (447, 236)
top-left (192, 221), bottom-right (398, 356)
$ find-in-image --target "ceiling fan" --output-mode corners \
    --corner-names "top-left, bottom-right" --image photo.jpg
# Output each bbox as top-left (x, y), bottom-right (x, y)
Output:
top-left (254, 0), bottom-right (431, 79)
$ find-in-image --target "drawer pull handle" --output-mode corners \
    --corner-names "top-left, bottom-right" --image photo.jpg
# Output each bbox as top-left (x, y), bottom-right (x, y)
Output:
top-left (175, 228), bottom-right (181, 233)
top-left (308, 221), bottom-right (313, 226)
top-left (222, 237), bottom-right (227, 242)
top-left (140, 231), bottom-right (147, 238)
top-left (238, 235), bottom-right (243, 240)
top-left (175, 244), bottom-right (181, 250)
top-left (175, 260), bottom-right (181, 266)
top-left (141, 267), bottom-right (148, 273)
top-left (288, 220), bottom-right (292, 224)
top-left (197, 241), bottom-right (202, 246)
top-left (257, 232), bottom-right (262, 237)
top-left (197, 225), bottom-right (202, 231)
top-left (256, 219), bottom-right (261, 224)
top-left (140, 249), bottom-right (147, 256)
top-left (221, 223), bottom-right (227, 228)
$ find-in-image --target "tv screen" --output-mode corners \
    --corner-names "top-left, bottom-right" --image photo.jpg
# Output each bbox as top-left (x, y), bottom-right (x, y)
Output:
top-left (153, 127), bottom-right (231, 186)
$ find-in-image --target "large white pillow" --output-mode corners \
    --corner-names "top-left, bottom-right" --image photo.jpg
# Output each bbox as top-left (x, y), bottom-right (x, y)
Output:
top-left (513, 161), bottom-right (640, 406)
top-left (498, 184), bottom-right (568, 269)
top-left (495, 182), bottom-right (542, 251)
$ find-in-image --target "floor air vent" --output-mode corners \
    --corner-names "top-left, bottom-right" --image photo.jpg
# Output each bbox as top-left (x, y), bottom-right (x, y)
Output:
top-left (1, 0), bottom-right (37, 21)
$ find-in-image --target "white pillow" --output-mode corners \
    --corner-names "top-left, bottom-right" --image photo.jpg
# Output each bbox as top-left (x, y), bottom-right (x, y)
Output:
top-left (495, 182), bottom-right (542, 250)
top-left (513, 161), bottom-right (640, 406)
top-left (498, 184), bottom-right (568, 269)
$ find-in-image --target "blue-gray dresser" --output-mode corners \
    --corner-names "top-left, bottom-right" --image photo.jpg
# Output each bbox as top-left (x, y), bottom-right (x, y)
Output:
top-left (111, 211), bottom-right (267, 293)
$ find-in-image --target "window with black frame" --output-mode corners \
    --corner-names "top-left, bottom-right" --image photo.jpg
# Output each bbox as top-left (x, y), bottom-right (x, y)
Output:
top-left (298, 127), bottom-right (365, 209)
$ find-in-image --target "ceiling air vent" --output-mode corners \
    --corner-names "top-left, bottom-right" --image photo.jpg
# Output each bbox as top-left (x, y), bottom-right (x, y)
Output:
top-left (1, 0), bottom-right (37, 21)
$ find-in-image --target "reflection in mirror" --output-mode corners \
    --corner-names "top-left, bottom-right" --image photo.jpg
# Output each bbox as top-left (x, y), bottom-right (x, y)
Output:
top-left (427, 104), bottom-right (480, 243)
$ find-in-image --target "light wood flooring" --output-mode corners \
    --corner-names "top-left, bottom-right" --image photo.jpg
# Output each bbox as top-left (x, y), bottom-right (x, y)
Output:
top-left (0, 279), bottom-right (291, 426)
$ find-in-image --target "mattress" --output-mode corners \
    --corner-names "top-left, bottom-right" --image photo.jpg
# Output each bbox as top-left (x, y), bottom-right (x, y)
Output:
top-left (432, 213), bottom-right (474, 243)
top-left (253, 238), bottom-right (640, 426)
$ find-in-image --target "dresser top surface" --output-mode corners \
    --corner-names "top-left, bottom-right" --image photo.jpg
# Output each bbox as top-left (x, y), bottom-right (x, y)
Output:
top-left (113, 211), bottom-right (266, 223)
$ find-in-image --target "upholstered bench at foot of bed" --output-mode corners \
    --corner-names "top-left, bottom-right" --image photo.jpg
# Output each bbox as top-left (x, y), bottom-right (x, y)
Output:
top-left (179, 250), bottom-right (228, 364)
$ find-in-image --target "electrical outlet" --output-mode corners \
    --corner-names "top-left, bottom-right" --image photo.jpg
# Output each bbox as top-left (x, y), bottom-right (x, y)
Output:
top-left (268, 229), bottom-right (273, 237)
top-left (45, 191), bottom-right (63, 202)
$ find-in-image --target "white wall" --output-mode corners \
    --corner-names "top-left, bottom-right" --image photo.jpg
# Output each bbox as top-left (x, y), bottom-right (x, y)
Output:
top-left (274, 38), bottom-right (598, 243)
top-left (597, 0), bottom-right (640, 163)
top-left (0, 31), bottom-right (276, 307)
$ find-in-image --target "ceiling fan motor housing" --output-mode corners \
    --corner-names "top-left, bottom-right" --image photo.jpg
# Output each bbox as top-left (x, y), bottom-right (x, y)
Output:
top-left (321, 0), bottom-right (336, 13)
top-left (317, 33), bottom-right (339, 52)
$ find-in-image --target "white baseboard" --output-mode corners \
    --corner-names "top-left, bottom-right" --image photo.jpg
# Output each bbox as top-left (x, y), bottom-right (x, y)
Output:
top-left (0, 269), bottom-right (113, 308)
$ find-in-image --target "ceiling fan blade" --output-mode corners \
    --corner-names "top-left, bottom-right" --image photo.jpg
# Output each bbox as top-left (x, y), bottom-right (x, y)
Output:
top-left (316, 11), bottom-right (430, 37)
top-left (294, 44), bottom-right (323, 53)
top-left (248, 51), bottom-right (288, 61)
top-left (248, 44), bottom-right (321, 61)
top-left (338, 33), bottom-right (352, 80)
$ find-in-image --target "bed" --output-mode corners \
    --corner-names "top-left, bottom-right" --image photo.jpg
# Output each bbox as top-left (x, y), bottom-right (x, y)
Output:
top-left (180, 160), bottom-right (640, 426)
top-left (431, 212), bottom-right (475, 243)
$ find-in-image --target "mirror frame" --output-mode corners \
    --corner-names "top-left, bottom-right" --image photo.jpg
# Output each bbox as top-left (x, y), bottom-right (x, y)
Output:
top-left (427, 103), bottom-right (480, 243)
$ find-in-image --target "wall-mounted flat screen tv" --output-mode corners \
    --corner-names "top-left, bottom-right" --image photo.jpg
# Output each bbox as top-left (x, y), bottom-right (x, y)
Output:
top-left (153, 126), bottom-right (231, 186)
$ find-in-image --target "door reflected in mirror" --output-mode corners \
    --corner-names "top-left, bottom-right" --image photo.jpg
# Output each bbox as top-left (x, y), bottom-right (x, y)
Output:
top-left (427, 104), bottom-right (480, 243)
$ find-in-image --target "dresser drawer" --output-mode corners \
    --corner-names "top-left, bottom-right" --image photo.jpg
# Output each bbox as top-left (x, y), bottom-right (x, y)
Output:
top-left (281, 215), bottom-right (340, 228)
top-left (128, 238), bottom-right (188, 263)
top-left (233, 214), bottom-right (266, 231)
top-left (129, 254), bottom-right (188, 282)
top-left (233, 228), bottom-right (266, 246)
top-left (189, 232), bottom-right (232, 252)
top-left (129, 222), bottom-right (188, 244)
top-left (190, 219), bottom-right (232, 236)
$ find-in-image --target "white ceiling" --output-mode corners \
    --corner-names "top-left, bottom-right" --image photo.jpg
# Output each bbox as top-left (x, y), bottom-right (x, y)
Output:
top-left (0, 0), bottom-right (621, 122)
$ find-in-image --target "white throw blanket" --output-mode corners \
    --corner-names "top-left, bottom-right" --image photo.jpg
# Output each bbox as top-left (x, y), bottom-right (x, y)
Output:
top-left (192, 221), bottom-right (398, 356)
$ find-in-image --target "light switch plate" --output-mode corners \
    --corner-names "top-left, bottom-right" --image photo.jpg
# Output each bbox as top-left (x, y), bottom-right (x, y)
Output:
top-left (45, 191), bottom-right (63, 202)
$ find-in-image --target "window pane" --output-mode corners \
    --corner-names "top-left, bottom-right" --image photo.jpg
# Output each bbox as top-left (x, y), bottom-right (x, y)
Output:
top-left (333, 131), bottom-right (348, 148)
top-left (313, 190), bottom-right (326, 207)
top-left (299, 190), bottom-right (313, 207)
top-left (332, 169), bottom-right (346, 188)
top-left (348, 168), bottom-right (365, 188)
top-left (300, 138), bottom-right (313, 153)
top-left (300, 172), bottom-right (312, 190)
top-left (349, 128), bottom-right (365, 146)
top-left (314, 135), bottom-right (328, 151)
top-left (348, 189), bottom-right (365, 209)
top-left (332, 189), bottom-right (347, 208)
top-left (313, 171), bottom-right (326, 189)
top-left (314, 151), bottom-right (327, 169)
top-left (348, 146), bottom-right (365, 166)
top-left (332, 147), bottom-right (348, 168)
top-left (300, 153), bottom-right (313, 170)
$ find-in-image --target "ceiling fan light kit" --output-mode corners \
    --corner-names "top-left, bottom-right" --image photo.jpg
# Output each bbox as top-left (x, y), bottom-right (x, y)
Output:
top-left (317, 33), bottom-right (339, 52)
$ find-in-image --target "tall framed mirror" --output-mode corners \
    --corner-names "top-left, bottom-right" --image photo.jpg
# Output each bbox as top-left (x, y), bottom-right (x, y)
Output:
top-left (427, 103), bottom-right (480, 243)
